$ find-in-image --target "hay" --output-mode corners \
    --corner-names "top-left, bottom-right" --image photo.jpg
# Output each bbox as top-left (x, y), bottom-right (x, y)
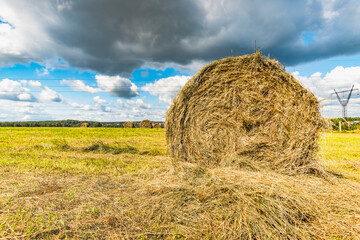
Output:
top-left (166, 52), bottom-right (324, 174)
top-left (136, 163), bottom-right (360, 239)
top-left (123, 121), bottom-right (134, 128)
top-left (80, 122), bottom-right (89, 128)
top-left (153, 122), bottom-right (163, 128)
top-left (140, 119), bottom-right (152, 128)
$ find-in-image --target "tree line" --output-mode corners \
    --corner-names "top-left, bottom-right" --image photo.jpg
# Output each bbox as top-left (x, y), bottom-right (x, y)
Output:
top-left (0, 120), bottom-right (165, 128)
top-left (0, 120), bottom-right (102, 127)
top-left (0, 118), bottom-right (358, 130)
top-left (329, 117), bottom-right (360, 131)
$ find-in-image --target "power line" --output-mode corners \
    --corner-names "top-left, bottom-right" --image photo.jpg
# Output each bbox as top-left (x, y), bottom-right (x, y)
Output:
top-left (0, 78), bottom-right (190, 82)
top-left (0, 88), bottom-right (185, 92)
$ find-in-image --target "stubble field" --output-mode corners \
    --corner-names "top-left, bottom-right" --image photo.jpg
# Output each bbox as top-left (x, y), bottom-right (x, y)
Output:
top-left (0, 128), bottom-right (359, 239)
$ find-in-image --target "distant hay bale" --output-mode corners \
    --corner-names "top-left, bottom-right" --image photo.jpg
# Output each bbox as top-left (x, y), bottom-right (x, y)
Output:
top-left (81, 122), bottom-right (89, 128)
top-left (123, 121), bottom-right (134, 128)
top-left (153, 122), bottom-right (163, 128)
top-left (140, 119), bottom-right (152, 128)
top-left (166, 52), bottom-right (324, 174)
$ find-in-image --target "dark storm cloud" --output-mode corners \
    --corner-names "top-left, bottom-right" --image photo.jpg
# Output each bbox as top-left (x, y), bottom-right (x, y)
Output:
top-left (2, 0), bottom-right (360, 74)
top-left (47, 0), bottom-right (203, 75)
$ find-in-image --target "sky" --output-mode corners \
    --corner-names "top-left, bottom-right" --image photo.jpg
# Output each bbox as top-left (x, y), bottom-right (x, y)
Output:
top-left (0, 0), bottom-right (360, 122)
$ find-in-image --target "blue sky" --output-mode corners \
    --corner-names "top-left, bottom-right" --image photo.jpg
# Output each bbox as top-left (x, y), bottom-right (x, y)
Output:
top-left (1, 0), bottom-right (360, 121)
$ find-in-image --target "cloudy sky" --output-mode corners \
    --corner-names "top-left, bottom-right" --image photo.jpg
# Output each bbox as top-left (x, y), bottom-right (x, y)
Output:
top-left (0, 0), bottom-right (360, 121)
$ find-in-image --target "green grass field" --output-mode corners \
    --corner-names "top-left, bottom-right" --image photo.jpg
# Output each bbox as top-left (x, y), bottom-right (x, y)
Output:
top-left (0, 128), bottom-right (359, 239)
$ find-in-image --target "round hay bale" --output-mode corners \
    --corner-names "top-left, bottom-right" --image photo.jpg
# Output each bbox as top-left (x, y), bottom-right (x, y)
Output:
top-left (140, 119), bottom-right (152, 128)
top-left (123, 121), bottom-right (134, 128)
top-left (153, 122), bottom-right (163, 128)
top-left (166, 52), bottom-right (324, 174)
top-left (81, 122), bottom-right (89, 128)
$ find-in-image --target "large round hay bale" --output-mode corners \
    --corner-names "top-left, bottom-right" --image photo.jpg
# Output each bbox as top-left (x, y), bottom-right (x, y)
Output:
top-left (140, 119), bottom-right (152, 128)
top-left (153, 122), bottom-right (163, 128)
top-left (81, 122), bottom-right (89, 128)
top-left (166, 52), bottom-right (324, 174)
top-left (123, 121), bottom-right (134, 128)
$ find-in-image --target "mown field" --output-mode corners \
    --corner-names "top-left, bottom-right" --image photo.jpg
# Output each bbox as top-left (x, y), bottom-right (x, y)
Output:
top-left (0, 128), bottom-right (359, 239)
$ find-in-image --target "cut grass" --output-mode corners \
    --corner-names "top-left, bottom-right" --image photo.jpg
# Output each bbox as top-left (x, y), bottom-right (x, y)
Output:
top-left (0, 128), bottom-right (359, 239)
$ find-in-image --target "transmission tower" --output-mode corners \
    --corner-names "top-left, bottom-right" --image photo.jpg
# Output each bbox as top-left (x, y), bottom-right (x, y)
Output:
top-left (331, 85), bottom-right (359, 118)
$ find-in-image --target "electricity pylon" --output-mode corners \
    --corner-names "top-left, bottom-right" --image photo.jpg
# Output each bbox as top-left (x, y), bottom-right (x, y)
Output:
top-left (331, 85), bottom-right (359, 118)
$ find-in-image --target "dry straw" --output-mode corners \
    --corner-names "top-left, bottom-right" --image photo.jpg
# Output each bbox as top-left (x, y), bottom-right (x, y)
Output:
top-left (166, 52), bottom-right (325, 175)
top-left (136, 162), bottom-right (360, 239)
top-left (123, 121), bottom-right (134, 128)
top-left (140, 119), bottom-right (152, 128)
top-left (80, 122), bottom-right (89, 128)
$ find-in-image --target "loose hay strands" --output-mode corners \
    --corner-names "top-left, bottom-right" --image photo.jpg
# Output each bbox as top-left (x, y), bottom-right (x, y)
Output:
top-left (129, 162), bottom-right (360, 239)
top-left (140, 119), bottom-right (152, 128)
top-left (123, 121), bottom-right (134, 128)
top-left (166, 52), bottom-right (325, 175)
top-left (1, 161), bottom-right (359, 239)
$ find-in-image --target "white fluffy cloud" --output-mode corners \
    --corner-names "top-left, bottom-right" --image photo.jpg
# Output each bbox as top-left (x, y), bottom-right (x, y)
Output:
top-left (125, 99), bottom-right (152, 109)
top-left (70, 96), bottom-right (111, 113)
top-left (70, 102), bottom-right (96, 111)
top-left (93, 96), bottom-right (111, 112)
top-left (0, 79), bottom-right (65, 121)
top-left (28, 80), bottom-right (43, 88)
top-left (39, 86), bottom-right (62, 102)
top-left (111, 98), bottom-right (159, 120)
top-left (61, 75), bottom-right (139, 99)
top-left (21, 79), bottom-right (63, 102)
top-left (100, 106), bottom-right (112, 112)
top-left (142, 75), bottom-right (191, 105)
top-left (15, 102), bottom-right (37, 114)
top-left (93, 96), bottom-right (107, 105)
top-left (0, 79), bottom-right (36, 101)
top-left (61, 79), bottom-right (101, 94)
top-left (96, 75), bottom-right (139, 98)
top-left (0, 100), bottom-right (58, 121)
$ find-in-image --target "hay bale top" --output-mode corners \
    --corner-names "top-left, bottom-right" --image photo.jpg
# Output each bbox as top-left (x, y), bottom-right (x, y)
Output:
top-left (166, 52), bottom-right (324, 174)
top-left (140, 119), bottom-right (152, 128)
top-left (123, 121), bottom-right (134, 128)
